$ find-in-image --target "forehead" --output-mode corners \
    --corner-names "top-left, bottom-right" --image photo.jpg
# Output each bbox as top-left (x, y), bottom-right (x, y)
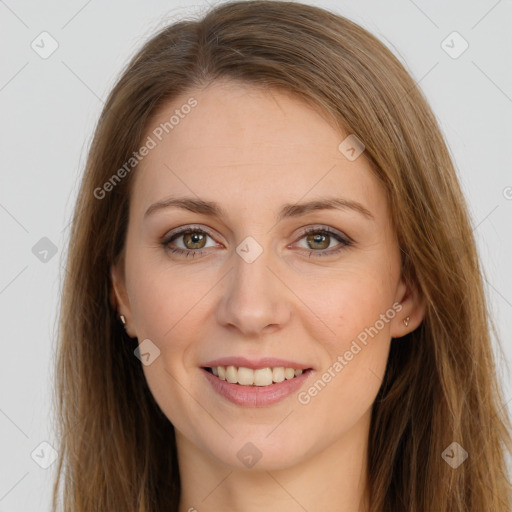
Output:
top-left (130, 80), bottom-right (386, 222)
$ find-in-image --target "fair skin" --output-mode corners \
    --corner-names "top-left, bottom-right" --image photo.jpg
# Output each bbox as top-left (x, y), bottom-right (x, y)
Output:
top-left (111, 80), bottom-right (425, 512)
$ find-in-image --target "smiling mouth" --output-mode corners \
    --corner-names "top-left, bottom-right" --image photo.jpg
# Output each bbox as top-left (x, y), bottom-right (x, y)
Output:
top-left (203, 365), bottom-right (313, 387)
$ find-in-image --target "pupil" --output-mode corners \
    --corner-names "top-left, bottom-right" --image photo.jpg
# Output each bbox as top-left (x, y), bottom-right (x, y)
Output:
top-left (309, 233), bottom-right (328, 249)
top-left (185, 231), bottom-right (205, 249)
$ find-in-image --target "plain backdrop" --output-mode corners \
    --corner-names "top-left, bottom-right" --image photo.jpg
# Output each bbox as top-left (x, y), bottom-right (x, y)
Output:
top-left (1, 0), bottom-right (511, 510)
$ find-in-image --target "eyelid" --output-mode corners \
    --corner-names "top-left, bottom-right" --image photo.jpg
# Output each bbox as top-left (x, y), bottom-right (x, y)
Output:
top-left (161, 224), bottom-right (221, 249)
top-left (293, 225), bottom-right (353, 244)
top-left (163, 224), bottom-right (350, 242)
top-left (164, 223), bottom-right (215, 238)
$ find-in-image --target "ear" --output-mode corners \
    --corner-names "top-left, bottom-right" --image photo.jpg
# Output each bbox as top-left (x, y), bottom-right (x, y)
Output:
top-left (390, 273), bottom-right (426, 338)
top-left (110, 260), bottom-right (137, 338)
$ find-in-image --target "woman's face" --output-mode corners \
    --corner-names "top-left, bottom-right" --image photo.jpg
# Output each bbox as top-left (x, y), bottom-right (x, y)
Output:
top-left (111, 79), bottom-right (422, 470)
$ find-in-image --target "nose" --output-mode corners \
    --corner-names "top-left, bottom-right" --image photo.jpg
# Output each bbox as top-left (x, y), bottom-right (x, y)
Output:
top-left (215, 243), bottom-right (292, 337)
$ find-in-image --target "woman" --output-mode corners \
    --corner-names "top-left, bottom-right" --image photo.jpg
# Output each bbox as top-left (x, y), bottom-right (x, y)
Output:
top-left (51, 1), bottom-right (512, 511)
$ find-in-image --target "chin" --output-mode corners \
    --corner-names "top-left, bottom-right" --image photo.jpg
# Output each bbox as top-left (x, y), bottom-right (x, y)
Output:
top-left (205, 432), bottom-right (308, 471)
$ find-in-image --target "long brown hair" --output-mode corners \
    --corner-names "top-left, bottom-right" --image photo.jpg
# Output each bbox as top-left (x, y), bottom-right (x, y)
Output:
top-left (51, 1), bottom-right (512, 510)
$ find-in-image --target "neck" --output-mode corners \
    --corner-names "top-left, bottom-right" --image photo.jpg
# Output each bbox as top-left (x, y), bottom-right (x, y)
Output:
top-left (176, 408), bottom-right (371, 512)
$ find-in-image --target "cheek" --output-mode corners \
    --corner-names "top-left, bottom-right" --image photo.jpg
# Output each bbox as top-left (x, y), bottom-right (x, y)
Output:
top-left (295, 285), bottom-right (394, 443)
top-left (298, 265), bottom-right (397, 346)
top-left (126, 267), bottom-right (211, 433)
top-left (295, 268), bottom-right (395, 409)
top-left (125, 261), bottom-right (216, 397)
top-left (126, 255), bottom-right (203, 341)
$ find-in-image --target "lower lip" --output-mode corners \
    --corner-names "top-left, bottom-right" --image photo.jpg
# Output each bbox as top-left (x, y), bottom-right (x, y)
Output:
top-left (201, 368), bottom-right (313, 407)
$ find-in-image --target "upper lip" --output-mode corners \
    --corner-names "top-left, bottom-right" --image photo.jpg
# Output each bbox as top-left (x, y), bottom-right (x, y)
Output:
top-left (202, 356), bottom-right (312, 370)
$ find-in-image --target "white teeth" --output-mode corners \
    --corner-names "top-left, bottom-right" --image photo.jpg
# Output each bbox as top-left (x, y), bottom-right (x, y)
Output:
top-left (272, 367), bottom-right (285, 383)
top-left (225, 365), bottom-right (238, 384)
top-left (237, 366), bottom-right (254, 385)
top-left (284, 368), bottom-right (295, 380)
top-left (254, 368), bottom-right (273, 386)
top-left (208, 365), bottom-right (307, 386)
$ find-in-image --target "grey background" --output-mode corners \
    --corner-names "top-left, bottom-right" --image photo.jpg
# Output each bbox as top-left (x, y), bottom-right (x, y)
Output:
top-left (1, 0), bottom-right (511, 510)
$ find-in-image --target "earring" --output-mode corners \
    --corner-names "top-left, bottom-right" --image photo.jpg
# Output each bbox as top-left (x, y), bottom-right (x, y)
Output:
top-left (119, 314), bottom-right (127, 326)
top-left (403, 316), bottom-right (410, 327)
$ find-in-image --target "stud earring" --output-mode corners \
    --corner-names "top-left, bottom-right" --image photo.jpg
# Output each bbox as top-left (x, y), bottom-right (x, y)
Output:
top-left (403, 316), bottom-right (410, 327)
top-left (119, 314), bottom-right (127, 326)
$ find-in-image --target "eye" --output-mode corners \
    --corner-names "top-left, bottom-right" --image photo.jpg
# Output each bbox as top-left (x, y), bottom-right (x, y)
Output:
top-left (161, 225), bottom-right (352, 258)
top-left (293, 226), bottom-right (352, 257)
top-left (161, 226), bottom-right (218, 258)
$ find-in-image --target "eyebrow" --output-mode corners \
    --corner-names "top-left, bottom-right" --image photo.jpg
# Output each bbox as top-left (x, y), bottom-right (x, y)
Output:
top-left (144, 196), bottom-right (374, 222)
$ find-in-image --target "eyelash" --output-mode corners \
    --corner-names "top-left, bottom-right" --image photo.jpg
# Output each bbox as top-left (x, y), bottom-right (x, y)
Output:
top-left (161, 225), bottom-right (352, 259)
